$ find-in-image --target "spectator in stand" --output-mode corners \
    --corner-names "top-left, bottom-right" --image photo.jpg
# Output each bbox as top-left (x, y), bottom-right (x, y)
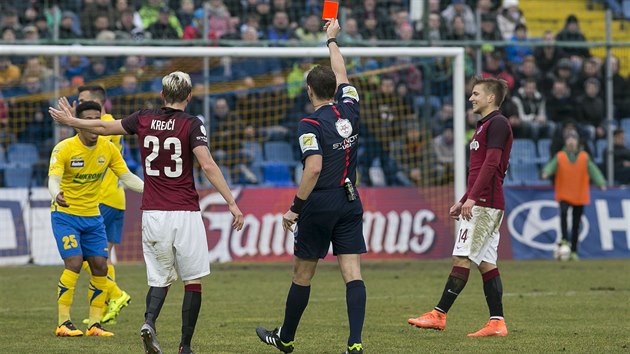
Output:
top-left (295, 14), bottom-right (327, 43)
top-left (21, 57), bottom-right (53, 91)
top-left (271, 0), bottom-right (302, 29)
top-left (1, 8), bottom-right (23, 39)
top-left (441, 0), bottom-right (476, 37)
top-left (338, 17), bottom-right (363, 44)
top-left (177, 0), bottom-right (196, 28)
top-left (534, 30), bottom-right (566, 75)
top-left (92, 14), bottom-right (113, 39)
top-left (396, 22), bottom-right (417, 41)
top-left (575, 58), bottom-right (602, 98)
top-left (265, 11), bottom-right (297, 42)
top-left (206, 0), bottom-right (236, 40)
top-left (390, 121), bottom-right (432, 186)
top-left (34, 15), bottom-right (52, 40)
top-left (419, 13), bottom-right (444, 41)
top-left (22, 25), bottom-right (40, 42)
top-left (433, 120), bottom-right (455, 184)
top-left (0, 56), bottom-right (21, 89)
top-left (14, 77), bottom-right (53, 150)
top-left (115, 0), bottom-right (144, 30)
top-left (514, 56), bottom-right (541, 90)
top-left (506, 23), bottom-right (533, 67)
top-left (502, 92), bottom-right (529, 139)
top-left (556, 14), bottom-right (590, 58)
top-left (546, 80), bottom-right (575, 125)
top-left (354, 0), bottom-right (395, 39)
top-left (575, 78), bottom-right (606, 140)
top-left (247, 0), bottom-right (273, 30)
top-left (115, 9), bottom-right (147, 40)
top-left (81, 0), bottom-right (116, 39)
top-left (84, 57), bottom-right (112, 82)
top-left (604, 128), bottom-right (630, 185)
top-left (497, 0), bottom-right (525, 40)
top-left (482, 51), bottom-right (515, 91)
top-left (59, 12), bottom-right (81, 40)
top-left (609, 56), bottom-right (630, 118)
top-left (549, 120), bottom-right (591, 157)
top-left (445, 15), bottom-right (475, 41)
top-left (139, 0), bottom-right (183, 38)
top-left (1, 28), bottom-right (17, 42)
top-left (540, 57), bottom-right (577, 96)
top-left (147, 7), bottom-right (181, 39)
top-left (511, 78), bottom-right (552, 139)
top-left (431, 103), bottom-right (454, 136)
top-left (480, 13), bottom-right (503, 41)
top-left (62, 55), bottom-right (89, 81)
top-left (21, 5), bottom-right (39, 26)
top-left (475, 0), bottom-right (495, 17)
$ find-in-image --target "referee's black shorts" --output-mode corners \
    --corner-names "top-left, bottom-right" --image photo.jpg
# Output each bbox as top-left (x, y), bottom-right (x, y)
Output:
top-left (294, 187), bottom-right (366, 259)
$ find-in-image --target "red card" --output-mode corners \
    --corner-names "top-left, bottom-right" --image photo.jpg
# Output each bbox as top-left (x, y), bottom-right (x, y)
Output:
top-left (322, 1), bottom-right (339, 20)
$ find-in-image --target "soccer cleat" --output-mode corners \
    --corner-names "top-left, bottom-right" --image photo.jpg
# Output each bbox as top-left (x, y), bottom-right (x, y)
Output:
top-left (140, 323), bottom-right (163, 354)
top-left (85, 323), bottom-right (114, 337)
top-left (467, 319), bottom-right (508, 337)
top-left (343, 343), bottom-right (364, 353)
top-left (83, 318), bottom-right (116, 325)
top-left (570, 252), bottom-right (580, 261)
top-left (256, 327), bottom-right (294, 353)
top-left (55, 320), bottom-right (83, 337)
top-left (408, 309), bottom-right (446, 330)
top-left (178, 345), bottom-right (194, 354)
top-left (101, 290), bottom-right (131, 323)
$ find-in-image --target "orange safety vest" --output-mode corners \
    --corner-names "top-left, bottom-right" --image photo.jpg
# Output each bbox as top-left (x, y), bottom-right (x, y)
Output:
top-left (554, 151), bottom-right (590, 205)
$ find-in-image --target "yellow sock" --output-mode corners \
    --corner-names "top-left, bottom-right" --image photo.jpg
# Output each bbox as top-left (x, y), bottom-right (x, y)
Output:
top-left (57, 269), bottom-right (79, 325)
top-left (107, 264), bottom-right (116, 282)
top-left (88, 275), bottom-right (108, 327)
top-left (108, 278), bottom-right (123, 300)
top-left (82, 261), bottom-right (92, 275)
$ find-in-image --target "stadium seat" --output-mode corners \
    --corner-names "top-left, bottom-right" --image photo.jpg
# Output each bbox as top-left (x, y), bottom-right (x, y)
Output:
top-left (510, 161), bottom-right (549, 186)
top-left (263, 141), bottom-right (296, 164)
top-left (511, 139), bottom-right (537, 163)
top-left (242, 141), bottom-right (264, 162)
top-left (4, 164), bottom-right (33, 188)
top-left (537, 138), bottom-right (552, 163)
top-left (262, 162), bottom-right (294, 187)
top-left (7, 143), bottom-right (40, 166)
top-left (0, 145), bottom-right (6, 168)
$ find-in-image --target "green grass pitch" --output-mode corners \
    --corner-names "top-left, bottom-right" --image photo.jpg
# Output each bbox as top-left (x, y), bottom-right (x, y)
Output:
top-left (0, 259), bottom-right (628, 353)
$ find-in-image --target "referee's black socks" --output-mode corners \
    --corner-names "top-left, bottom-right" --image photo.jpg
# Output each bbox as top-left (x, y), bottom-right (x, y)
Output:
top-left (145, 286), bottom-right (169, 327)
top-left (280, 282), bottom-right (311, 343)
top-left (346, 279), bottom-right (366, 346)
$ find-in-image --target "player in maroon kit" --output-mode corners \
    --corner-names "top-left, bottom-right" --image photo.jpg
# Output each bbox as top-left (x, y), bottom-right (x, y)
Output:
top-left (407, 77), bottom-right (513, 337)
top-left (50, 71), bottom-right (244, 354)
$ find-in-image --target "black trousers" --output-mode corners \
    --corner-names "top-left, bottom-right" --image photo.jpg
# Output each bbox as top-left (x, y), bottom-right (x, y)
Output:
top-left (559, 201), bottom-right (584, 252)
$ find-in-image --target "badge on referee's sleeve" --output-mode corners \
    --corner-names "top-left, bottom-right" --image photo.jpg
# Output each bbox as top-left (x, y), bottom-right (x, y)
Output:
top-left (299, 133), bottom-right (319, 153)
top-left (341, 85), bottom-right (359, 101)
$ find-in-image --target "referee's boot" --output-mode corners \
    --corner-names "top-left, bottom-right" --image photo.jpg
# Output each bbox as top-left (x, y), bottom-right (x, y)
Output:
top-left (140, 322), bottom-right (163, 354)
top-left (343, 343), bottom-right (363, 353)
top-left (256, 326), bottom-right (294, 353)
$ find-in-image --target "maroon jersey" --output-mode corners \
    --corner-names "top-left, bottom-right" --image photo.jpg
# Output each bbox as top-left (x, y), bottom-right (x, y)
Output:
top-left (467, 110), bottom-right (513, 209)
top-left (121, 107), bottom-right (208, 211)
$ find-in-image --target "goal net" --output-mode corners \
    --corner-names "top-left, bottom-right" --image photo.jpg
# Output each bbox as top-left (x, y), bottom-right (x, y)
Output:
top-left (0, 45), bottom-right (465, 265)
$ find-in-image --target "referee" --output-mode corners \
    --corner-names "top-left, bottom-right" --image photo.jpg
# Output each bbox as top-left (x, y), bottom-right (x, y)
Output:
top-left (256, 19), bottom-right (366, 354)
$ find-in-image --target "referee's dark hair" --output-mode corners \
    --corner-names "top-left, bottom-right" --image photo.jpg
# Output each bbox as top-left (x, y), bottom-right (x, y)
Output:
top-left (76, 101), bottom-right (102, 119)
top-left (78, 84), bottom-right (107, 103)
top-left (306, 65), bottom-right (336, 100)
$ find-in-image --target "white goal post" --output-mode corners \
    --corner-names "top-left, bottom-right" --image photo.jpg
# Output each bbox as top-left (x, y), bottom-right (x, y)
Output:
top-left (0, 45), bottom-right (466, 205)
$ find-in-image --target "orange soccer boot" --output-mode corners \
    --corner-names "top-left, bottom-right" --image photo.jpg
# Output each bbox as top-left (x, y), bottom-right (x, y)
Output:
top-left (407, 309), bottom-right (446, 330)
top-left (467, 319), bottom-right (508, 337)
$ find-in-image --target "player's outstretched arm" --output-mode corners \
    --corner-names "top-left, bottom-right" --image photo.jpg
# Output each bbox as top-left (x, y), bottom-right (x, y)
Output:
top-left (49, 97), bottom-right (127, 136)
top-left (193, 145), bottom-right (244, 231)
top-left (323, 19), bottom-right (348, 85)
top-left (118, 172), bottom-right (144, 193)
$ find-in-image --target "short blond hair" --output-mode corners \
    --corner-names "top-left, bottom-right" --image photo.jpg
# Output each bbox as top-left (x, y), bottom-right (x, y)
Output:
top-left (162, 71), bottom-right (192, 104)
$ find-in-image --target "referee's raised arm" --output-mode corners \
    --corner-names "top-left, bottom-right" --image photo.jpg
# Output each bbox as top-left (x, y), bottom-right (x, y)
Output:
top-left (324, 19), bottom-right (348, 85)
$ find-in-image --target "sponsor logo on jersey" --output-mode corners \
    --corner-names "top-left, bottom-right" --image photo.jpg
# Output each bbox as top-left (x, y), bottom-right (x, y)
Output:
top-left (335, 118), bottom-right (353, 138)
top-left (200, 125), bottom-right (207, 136)
top-left (72, 172), bottom-right (103, 184)
top-left (469, 139), bottom-right (480, 151)
top-left (70, 158), bottom-right (85, 168)
top-left (332, 134), bottom-right (358, 150)
top-left (341, 86), bottom-right (359, 102)
top-left (299, 133), bottom-right (319, 153)
top-left (97, 155), bottom-right (106, 165)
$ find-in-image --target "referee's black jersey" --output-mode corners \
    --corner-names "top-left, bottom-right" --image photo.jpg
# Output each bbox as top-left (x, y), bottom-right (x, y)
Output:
top-left (297, 83), bottom-right (360, 190)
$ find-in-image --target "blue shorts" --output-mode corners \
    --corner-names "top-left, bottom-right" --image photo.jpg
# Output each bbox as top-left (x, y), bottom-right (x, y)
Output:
top-left (294, 188), bottom-right (366, 259)
top-left (51, 212), bottom-right (108, 259)
top-left (99, 204), bottom-right (125, 245)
